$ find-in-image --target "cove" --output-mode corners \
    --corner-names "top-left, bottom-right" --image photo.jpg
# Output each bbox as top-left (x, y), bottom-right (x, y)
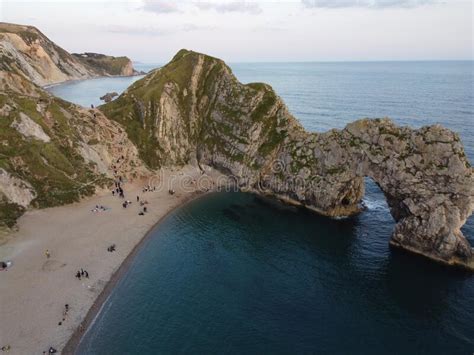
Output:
top-left (77, 191), bottom-right (474, 355)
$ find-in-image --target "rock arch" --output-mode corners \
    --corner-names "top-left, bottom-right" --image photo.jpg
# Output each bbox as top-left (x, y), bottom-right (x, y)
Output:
top-left (101, 50), bottom-right (474, 269)
top-left (257, 119), bottom-right (474, 269)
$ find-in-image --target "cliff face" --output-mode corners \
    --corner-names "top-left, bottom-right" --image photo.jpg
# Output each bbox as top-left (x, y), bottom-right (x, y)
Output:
top-left (102, 49), bottom-right (474, 269)
top-left (71, 52), bottom-right (137, 76)
top-left (0, 70), bottom-right (148, 229)
top-left (0, 22), bottom-right (136, 86)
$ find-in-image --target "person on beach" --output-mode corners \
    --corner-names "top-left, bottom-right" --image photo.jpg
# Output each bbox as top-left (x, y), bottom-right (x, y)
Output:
top-left (45, 250), bottom-right (50, 259)
top-left (76, 271), bottom-right (81, 279)
top-left (84, 270), bottom-right (89, 278)
top-left (137, 195), bottom-right (140, 202)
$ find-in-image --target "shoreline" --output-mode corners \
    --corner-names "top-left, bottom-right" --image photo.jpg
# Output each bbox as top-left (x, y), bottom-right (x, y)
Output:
top-left (0, 166), bottom-right (226, 354)
top-left (42, 72), bottom-right (147, 90)
top-left (62, 188), bottom-right (210, 354)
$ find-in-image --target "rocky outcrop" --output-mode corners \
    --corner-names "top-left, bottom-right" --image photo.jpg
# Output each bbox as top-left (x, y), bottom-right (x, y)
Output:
top-left (100, 92), bottom-right (118, 103)
top-left (102, 49), bottom-right (474, 270)
top-left (0, 69), bottom-right (149, 228)
top-left (72, 53), bottom-right (138, 76)
top-left (11, 112), bottom-right (51, 142)
top-left (0, 168), bottom-right (36, 207)
top-left (0, 22), bottom-right (137, 86)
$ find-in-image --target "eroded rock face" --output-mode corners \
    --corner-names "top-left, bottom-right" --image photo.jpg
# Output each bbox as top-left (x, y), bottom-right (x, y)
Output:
top-left (0, 23), bottom-right (137, 86)
top-left (0, 70), bottom-right (150, 228)
top-left (0, 168), bottom-right (36, 207)
top-left (103, 50), bottom-right (474, 269)
top-left (11, 112), bottom-right (51, 142)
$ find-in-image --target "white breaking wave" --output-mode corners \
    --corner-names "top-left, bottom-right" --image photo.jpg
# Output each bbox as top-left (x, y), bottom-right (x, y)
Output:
top-left (362, 198), bottom-right (389, 212)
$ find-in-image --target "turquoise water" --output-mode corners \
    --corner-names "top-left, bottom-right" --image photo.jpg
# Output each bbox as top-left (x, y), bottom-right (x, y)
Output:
top-left (48, 61), bottom-right (474, 354)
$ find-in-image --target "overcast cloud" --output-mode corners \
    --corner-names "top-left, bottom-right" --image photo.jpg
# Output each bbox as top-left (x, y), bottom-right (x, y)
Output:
top-left (1, 0), bottom-right (471, 62)
top-left (301, 0), bottom-right (441, 8)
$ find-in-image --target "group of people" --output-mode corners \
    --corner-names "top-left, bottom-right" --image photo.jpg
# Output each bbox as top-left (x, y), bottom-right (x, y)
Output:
top-left (75, 268), bottom-right (89, 280)
top-left (43, 347), bottom-right (57, 354)
top-left (142, 185), bottom-right (156, 193)
top-left (107, 244), bottom-right (116, 252)
top-left (91, 205), bottom-right (109, 213)
top-left (122, 200), bottom-right (133, 208)
top-left (113, 184), bottom-right (125, 198)
top-left (113, 177), bottom-right (154, 217)
top-left (57, 304), bottom-right (69, 326)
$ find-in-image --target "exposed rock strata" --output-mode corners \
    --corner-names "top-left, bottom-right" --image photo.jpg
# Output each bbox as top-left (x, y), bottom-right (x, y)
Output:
top-left (0, 22), bottom-right (137, 86)
top-left (72, 53), bottom-right (140, 76)
top-left (102, 49), bottom-right (474, 269)
top-left (11, 112), bottom-right (51, 142)
top-left (0, 70), bottom-right (149, 228)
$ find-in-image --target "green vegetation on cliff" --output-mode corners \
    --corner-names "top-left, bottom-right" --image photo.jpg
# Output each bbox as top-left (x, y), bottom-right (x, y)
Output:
top-left (0, 92), bottom-right (106, 208)
top-left (72, 53), bottom-right (133, 76)
top-left (101, 49), bottom-right (291, 169)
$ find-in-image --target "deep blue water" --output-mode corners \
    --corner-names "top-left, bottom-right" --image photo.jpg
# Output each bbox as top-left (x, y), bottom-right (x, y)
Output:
top-left (47, 61), bottom-right (474, 354)
top-left (77, 193), bottom-right (473, 354)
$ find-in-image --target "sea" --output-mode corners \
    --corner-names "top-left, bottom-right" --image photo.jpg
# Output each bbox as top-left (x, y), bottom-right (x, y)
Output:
top-left (47, 61), bottom-right (474, 354)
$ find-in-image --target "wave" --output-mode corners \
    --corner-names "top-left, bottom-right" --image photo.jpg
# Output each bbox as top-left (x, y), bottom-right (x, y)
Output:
top-left (362, 198), bottom-right (389, 212)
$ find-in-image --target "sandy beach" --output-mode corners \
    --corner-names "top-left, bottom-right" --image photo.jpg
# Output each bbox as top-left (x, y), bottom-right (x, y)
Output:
top-left (0, 166), bottom-right (226, 354)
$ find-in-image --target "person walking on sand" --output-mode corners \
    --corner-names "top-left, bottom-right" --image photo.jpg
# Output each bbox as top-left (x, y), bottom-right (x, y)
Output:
top-left (137, 195), bottom-right (140, 202)
top-left (45, 249), bottom-right (50, 259)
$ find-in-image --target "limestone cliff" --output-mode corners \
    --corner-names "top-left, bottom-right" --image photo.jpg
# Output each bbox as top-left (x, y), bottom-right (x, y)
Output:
top-left (0, 22), bottom-right (137, 86)
top-left (71, 52), bottom-right (138, 76)
top-left (102, 49), bottom-right (474, 269)
top-left (0, 70), bottom-right (148, 229)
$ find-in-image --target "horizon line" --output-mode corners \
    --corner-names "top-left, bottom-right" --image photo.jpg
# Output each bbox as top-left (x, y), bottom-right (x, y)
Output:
top-left (133, 59), bottom-right (474, 64)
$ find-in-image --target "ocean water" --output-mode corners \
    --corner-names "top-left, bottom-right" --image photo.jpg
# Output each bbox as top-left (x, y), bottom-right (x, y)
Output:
top-left (46, 63), bottom-right (156, 107)
top-left (77, 192), bottom-right (473, 354)
top-left (47, 61), bottom-right (474, 354)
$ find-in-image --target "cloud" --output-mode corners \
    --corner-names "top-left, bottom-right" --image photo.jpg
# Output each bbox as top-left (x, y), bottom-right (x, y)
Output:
top-left (194, 1), bottom-right (263, 14)
top-left (104, 24), bottom-right (213, 37)
top-left (142, 0), bottom-right (263, 15)
top-left (142, 0), bottom-right (181, 14)
top-left (301, 0), bottom-right (441, 9)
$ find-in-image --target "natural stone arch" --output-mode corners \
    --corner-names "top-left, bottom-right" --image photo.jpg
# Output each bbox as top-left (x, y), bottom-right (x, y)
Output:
top-left (101, 50), bottom-right (474, 269)
top-left (256, 119), bottom-right (474, 269)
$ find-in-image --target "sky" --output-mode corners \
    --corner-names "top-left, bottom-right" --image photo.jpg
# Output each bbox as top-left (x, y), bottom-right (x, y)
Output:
top-left (1, 0), bottom-right (472, 63)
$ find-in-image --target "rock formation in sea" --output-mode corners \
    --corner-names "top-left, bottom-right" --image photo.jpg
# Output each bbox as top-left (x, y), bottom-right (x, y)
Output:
top-left (0, 22), bottom-right (138, 86)
top-left (100, 92), bottom-right (119, 103)
top-left (102, 49), bottom-right (474, 270)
